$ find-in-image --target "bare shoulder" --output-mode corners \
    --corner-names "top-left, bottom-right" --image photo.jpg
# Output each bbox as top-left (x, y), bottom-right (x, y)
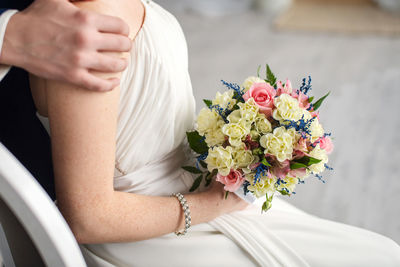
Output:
top-left (73, 0), bottom-right (145, 40)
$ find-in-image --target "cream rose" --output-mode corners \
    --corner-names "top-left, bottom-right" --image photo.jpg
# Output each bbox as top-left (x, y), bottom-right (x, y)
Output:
top-left (212, 90), bottom-right (236, 110)
top-left (308, 144), bottom-right (328, 174)
top-left (242, 76), bottom-right (265, 92)
top-left (197, 108), bottom-right (220, 136)
top-left (260, 126), bottom-right (295, 162)
top-left (309, 120), bottom-right (324, 143)
top-left (232, 145), bottom-right (254, 169)
top-left (277, 177), bottom-right (298, 194)
top-left (273, 94), bottom-right (303, 122)
top-left (227, 109), bottom-right (241, 123)
top-left (286, 127), bottom-right (300, 145)
top-left (246, 174), bottom-right (277, 198)
top-left (250, 129), bottom-right (260, 140)
top-left (205, 146), bottom-right (234, 176)
top-left (238, 98), bottom-right (259, 123)
top-left (222, 122), bottom-right (249, 147)
top-left (255, 113), bottom-right (272, 134)
top-left (205, 130), bottom-right (225, 147)
top-left (301, 109), bottom-right (312, 120)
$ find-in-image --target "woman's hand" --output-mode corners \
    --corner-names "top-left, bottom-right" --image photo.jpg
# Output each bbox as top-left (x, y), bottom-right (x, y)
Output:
top-left (205, 179), bottom-right (250, 215)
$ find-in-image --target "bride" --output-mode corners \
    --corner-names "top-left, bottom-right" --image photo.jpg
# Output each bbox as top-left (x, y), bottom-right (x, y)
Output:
top-left (29, 0), bottom-right (400, 266)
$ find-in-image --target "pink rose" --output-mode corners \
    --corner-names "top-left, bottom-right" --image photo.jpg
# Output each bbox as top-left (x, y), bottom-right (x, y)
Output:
top-left (318, 137), bottom-right (334, 154)
top-left (276, 79), bottom-right (293, 96)
top-left (216, 169), bottom-right (245, 192)
top-left (243, 82), bottom-right (276, 117)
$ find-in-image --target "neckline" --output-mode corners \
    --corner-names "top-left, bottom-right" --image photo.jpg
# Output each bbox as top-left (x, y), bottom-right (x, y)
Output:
top-left (136, 0), bottom-right (149, 39)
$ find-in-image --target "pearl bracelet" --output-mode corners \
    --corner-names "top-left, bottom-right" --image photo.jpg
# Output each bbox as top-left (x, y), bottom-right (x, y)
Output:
top-left (172, 192), bottom-right (191, 236)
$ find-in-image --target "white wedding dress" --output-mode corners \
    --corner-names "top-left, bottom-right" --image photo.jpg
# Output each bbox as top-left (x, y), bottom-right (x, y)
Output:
top-left (37, 0), bottom-right (400, 266)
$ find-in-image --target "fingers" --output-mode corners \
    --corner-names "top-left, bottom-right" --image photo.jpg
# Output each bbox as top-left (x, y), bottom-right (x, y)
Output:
top-left (94, 13), bottom-right (130, 36)
top-left (86, 52), bottom-right (128, 73)
top-left (96, 33), bottom-right (132, 52)
top-left (73, 71), bottom-right (120, 92)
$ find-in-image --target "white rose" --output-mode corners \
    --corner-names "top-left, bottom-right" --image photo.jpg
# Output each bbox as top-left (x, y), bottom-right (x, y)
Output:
top-left (205, 129), bottom-right (225, 147)
top-left (227, 109), bottom-right (241, 123)
top-left (286, 127), bottom-right (300, 145)
top-left (232, 145), bottom-right (254, 169)
top-left (197, 108), bottom-right (220, 136)
top-left (204, 120), bottom-right (226, 147)
top-left (302, 109), bottom-right (312, 120)
top-left (260, 126), bottom-right (294, 162)
top-left (273, 94), bottom-right (303, 122)
top-left (222, 122), bottom-right (249, 147)
top-left (255, 113), bottom-right (272, 134)
top-left (277, 177), bottom-right (298, 194)
top-left (242, 76), bottom-right (265, 93)
top-left (212, 90), bottom-right (236, 110)
top-left (246, 174), bottom-right (277, 198)
top-left (238, 98), bottom-right (259, 123)
top-left (205, 146), bottom-right (234, 176)
top-left (238, 119), bottom-right (252, 133)
top-left (309, 120), bottom-right (324, 143)
top-left (308, 144), bottom-right (328, 174)
top-left (250, 129), bottom-right (260, 140)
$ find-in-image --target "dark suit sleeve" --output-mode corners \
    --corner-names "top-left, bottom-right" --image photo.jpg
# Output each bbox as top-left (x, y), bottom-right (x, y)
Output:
top-left (0, 68), bottom-right (56, 200)
top-left (1, 0), bottom-right (33, 10)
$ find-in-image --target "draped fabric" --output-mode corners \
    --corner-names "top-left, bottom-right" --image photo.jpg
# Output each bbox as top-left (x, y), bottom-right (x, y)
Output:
top-left (37, 1), bottom-right (400, 266)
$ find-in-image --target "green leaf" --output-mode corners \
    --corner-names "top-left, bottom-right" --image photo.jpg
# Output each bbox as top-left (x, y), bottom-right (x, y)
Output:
top-left (257, 65), bottom-right (262, 77)
top-left (299, 156), bottom-right (322, 165)
top-left (308, 96), bottom-right (314, 103)
top-left (203, 99), bottom-right (212, 108)
top-left (205, 172), bottom-right (212, 187)
top-left (199, 160), bottom-right (207, 169)
top-left (312, 91), bottom-right (330, 111)
top-left (182, 166), bottom-right (202, 174)
top-left (225, 191), bottom-right (229, 199)
top-left (232, 103), bottom-right (240, 110)
top-left (278, 189), bottom-right (290, 196)
top-left (291, 156), bottom-right (322, 169)
top-left (261, 158), bottom-right (272, 167)
top-left (266, 64), bottom-right (277, 87)
top-left (186, 131), bottom-right (208, 155)
top-left (206, 169), bottom-right (218, 179)
top-left (189, 175), bottom-right (203, 192)
top-left (290, 162), bottom-right (308, 170)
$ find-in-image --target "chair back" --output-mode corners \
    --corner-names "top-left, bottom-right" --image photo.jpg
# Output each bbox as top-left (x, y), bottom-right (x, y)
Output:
top-left (0, 143), bottom-right (86, 267)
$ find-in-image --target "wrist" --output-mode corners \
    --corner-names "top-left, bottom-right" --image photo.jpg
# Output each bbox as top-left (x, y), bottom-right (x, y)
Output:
top-left (0, 11), bottom-right (26, 67)
top-left (202, 190), bottom-right (225, 217)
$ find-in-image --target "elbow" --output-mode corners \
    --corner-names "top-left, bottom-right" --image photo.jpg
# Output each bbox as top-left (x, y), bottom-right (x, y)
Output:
top-left (68, 216), bottom-right (101, 244)
top-left (70, 224), bottom-right (92, 244)
top-left (61, 202), bottom-right (112, 244)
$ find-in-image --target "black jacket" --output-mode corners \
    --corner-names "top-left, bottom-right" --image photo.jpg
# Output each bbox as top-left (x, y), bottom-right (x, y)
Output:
top-left (0, 0), bottom-right (55, 200)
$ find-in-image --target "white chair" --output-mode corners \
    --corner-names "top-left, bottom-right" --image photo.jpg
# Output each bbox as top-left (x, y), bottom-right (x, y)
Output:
top-left (0, 143), bottom-right (86, 267)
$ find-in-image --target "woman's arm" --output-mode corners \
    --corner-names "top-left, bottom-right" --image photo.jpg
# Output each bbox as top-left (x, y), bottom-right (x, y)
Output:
top-left (43, 0), bottom-right (248, 244)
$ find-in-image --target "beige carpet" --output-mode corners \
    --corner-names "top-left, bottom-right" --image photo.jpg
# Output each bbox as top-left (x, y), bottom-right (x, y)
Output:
top-left (275, 0), bottom-right (400, 36)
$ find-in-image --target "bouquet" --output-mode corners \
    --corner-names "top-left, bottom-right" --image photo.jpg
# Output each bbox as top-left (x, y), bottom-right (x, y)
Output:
top-left (183, 65), bottom-right (334, 212)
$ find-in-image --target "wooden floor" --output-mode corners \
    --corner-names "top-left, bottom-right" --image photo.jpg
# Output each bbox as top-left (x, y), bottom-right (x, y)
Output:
top-left (167, 5), bottom-right (400, 243)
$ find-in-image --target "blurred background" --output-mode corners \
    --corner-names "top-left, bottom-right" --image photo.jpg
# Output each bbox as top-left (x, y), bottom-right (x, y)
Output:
top-left (156, 0), bottom-right (400, 243)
